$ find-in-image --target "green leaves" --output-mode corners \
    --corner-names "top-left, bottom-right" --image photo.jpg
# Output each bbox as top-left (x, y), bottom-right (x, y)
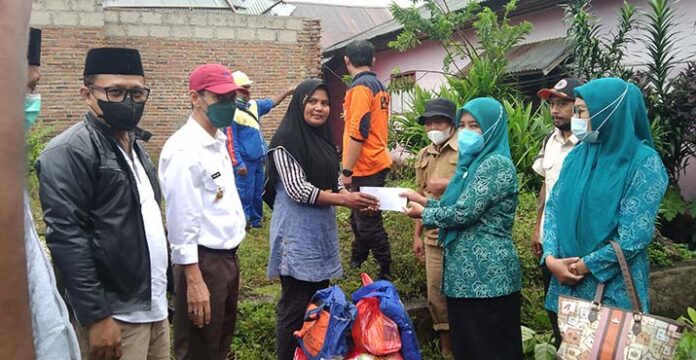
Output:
top-left (645, 0), bottom-right (680, 100)
top-left (562, 0), bottom-right (639, 80)
top-left (676, 307), bottom-right (696, 360)
top-left (26, 122), bottom-right (53, 174)
top-left (534, 343), bottom-right (556, 360)
top-left (521, 325), bottom-right (557, 360)
top-left (659, 185), bottom-right (687, 222)
top-left (504, 99), bottom-right (551, 191)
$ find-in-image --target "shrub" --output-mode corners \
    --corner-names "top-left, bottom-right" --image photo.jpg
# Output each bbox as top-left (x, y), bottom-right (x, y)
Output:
top-left (504, 99), bottom-right (551, 191)
top-left (676, 307), bottom-right (696, 360)
top-left (562, 0), bottom-right (639, 80)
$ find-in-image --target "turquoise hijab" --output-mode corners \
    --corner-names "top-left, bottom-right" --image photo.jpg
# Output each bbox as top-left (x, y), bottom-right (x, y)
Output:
top-left (438, 97), bottom-right (512, 246)
top-left (552, 78), bottom-right (656, 257)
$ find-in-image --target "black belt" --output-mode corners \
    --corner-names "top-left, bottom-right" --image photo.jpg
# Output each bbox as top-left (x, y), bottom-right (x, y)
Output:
top-left (198, 245), bottom-right (238, 256)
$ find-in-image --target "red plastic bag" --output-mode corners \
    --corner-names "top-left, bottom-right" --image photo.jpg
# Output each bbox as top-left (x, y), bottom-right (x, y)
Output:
top-left (293, 347), bottom-right (309, 360)
top-left (293, 303), bottom-right (330, 357)
top-left (345, 350), bottom-right (405, 360)
top-left (352, 274), bottom-right (402, 355)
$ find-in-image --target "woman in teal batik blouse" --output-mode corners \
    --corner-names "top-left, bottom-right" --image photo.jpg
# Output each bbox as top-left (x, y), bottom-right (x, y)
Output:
top-left (403, 97), bottom-right (523, 360)
top-left (542, 78), bottom-right (668, 318)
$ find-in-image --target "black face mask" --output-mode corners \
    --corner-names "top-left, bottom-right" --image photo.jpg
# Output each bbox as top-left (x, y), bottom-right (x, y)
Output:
top-left (97, 97), bottom-right (145, 130)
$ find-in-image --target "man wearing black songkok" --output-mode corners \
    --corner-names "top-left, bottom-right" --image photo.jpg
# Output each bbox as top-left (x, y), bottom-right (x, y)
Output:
top-left (36, 48), bottom-right (170, 360)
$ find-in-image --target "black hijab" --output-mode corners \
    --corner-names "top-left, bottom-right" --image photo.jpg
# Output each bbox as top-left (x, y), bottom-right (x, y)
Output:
top-left (263, 79), bottom-right (339, 207)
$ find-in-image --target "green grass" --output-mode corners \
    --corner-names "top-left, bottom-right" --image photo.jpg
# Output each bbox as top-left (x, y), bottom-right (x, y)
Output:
top-left (28, 173), bottom-right (548, 359)
top-left (232, 187), bottom-right (549, 359)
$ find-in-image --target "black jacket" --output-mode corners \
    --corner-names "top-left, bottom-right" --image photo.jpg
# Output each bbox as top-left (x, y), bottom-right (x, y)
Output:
top-left (36, 112), bottom-right (160, 327)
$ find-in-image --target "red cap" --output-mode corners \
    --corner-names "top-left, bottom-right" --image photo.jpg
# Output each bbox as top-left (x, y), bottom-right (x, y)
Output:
top-left (188, 64), bottom-right (242, 94)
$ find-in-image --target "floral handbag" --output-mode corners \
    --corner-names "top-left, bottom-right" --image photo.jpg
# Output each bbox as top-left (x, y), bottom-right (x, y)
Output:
top-left (557, 241), bottom-right (686, 360)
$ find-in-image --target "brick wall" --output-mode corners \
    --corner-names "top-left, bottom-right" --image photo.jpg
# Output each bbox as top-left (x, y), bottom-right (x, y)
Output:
top-left (30, 0), bottom-right (322, 155)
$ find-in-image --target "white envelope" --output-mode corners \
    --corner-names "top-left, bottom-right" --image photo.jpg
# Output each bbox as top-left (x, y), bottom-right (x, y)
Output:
top-left (359, 187), bottom-right (409, 212)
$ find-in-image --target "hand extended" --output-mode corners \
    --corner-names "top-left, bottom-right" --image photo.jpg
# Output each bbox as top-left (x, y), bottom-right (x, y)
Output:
top-left (89, 316), bottom-right (122, 360)
top-left (341, 191), bottom-right (379, 210)
top-left (403, 201), bottom-right (425, 219)
top-left (400, 189), bottom-right (427, 206)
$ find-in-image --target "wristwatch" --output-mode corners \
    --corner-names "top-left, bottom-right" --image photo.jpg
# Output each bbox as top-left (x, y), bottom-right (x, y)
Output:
top-left (341, 168), bottom-right (353, 177)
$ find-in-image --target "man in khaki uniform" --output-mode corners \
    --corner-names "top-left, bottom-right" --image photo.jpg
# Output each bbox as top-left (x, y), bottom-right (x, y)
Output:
top-left (531, 77), bottom-right (581, 347)
top-left (412, 98), bottom-right (458, 358)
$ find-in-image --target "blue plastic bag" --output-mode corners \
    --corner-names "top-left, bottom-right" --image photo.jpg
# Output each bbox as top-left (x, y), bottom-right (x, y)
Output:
top-left (295, 285), bottom-right (357, 360)
top-left (352, 277), bottom-right (422, 360)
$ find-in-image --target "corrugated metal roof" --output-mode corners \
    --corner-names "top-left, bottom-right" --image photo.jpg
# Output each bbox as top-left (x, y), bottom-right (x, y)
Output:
top-left (291, 2), bottom-right (392, 48)
top-left (506, 37), bottom-right (570, 75)
top-left (322, 0), bottom-right (474, 55)
top-left (241, 0), bottom-right (278, 14)
top-left (103, 0), bottom-right (233, 8)
top-left (240, 1), bottom-right (392, 49)
top-left (322, 0), bottom-right (563, 56)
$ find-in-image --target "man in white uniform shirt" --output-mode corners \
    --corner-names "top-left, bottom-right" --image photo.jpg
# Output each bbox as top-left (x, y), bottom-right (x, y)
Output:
top-left (531, 77), bottom-right (582, 347)
top-left (159, 63), bottom-right (246, 360)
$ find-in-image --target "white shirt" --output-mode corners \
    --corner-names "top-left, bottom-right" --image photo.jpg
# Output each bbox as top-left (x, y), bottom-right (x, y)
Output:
top-left (532, 129), bottom-right (578, 238)
top-left (113, 147), bottom-right (169, 323)
top-left (24, 192), bottom-right (81, 359)
top-left (159, 117), bottom-right (246, 265)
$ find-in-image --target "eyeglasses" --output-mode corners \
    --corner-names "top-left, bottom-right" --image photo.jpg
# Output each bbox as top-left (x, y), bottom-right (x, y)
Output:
top-left (90, 86), bottom-right (151, 103)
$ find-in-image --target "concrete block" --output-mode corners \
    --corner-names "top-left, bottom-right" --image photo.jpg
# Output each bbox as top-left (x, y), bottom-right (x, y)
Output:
top-left (44, 0), bottom-right (70, 11)
top-left (237, 29), bottom-right (256, 41)
top-left (141, 12), bottom-right (162, 25)
top-left (80, 12), bottom-right (104, 27)
top-left (266, 17), bottom-right (286, 29)
top-left (189, 14), bottom-right (207, 26)
top-left (74, 0), bottom-right (97, 11)
top-left (171, 26), bottom-right (193, 39)
top-left (52, 12), bottom-right (79, 26)
top-left (256, 29), bottom-right (276, 42)
top-left (163, 13), bottom-right (187, 25)
top-left (208, 13), bottom-right (228, 27)
top-left (216, 27), bottom-right (236, 39)
top-left (227, 15), bottom-right (247, 28)
top-left (32, 0), bottom-right (44, 10)
top-left (246, 15), bottom-right (260, 29)
top-left (193, 27), bottom-right (214, 39)
top-left (30, 11), bottom-right (52, 26)
top-left (284, 18), bottom-right (305, 31)
top-left (119, 11), bottom-right (140, 24)
top-left (277, 30), bottom-right (297, 43)
top-left (149, 25), bottom-right (171, 38)
top-left (104, 23), bottom-right (126, 37)
top-left (125, 25), bottom-right (149, 37)
top-left (103, 11), bottom-right (120, 23)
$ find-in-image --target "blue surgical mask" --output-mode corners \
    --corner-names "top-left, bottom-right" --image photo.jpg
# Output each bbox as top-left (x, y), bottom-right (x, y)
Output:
top-left (24, 93), bottom-right (41, 130)
top-left (457, 105), bottom-right (503, 162)
top-left (570, 116), bottom-right (593, 142)
top-left (457, 129), bottom-right (484, 158)
top-left (456, 129), bottom-right (484, 177)
top-left (571, 85), bottom-right (628, 143)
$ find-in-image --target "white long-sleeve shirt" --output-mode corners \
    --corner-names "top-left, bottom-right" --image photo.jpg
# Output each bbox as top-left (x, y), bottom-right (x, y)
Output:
top-left (159, 117), bottom-right (246, 265)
